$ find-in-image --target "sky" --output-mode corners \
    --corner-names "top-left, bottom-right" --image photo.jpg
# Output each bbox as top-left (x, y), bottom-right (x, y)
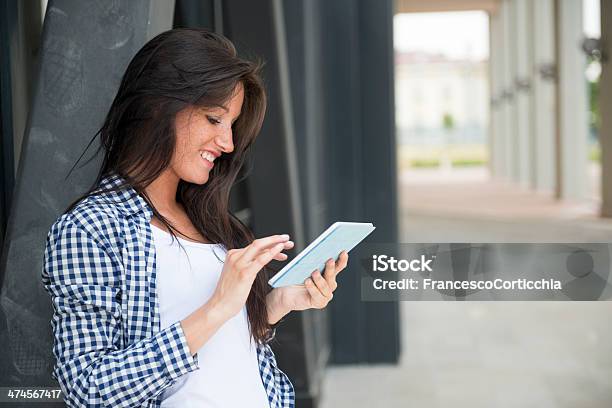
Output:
top-left (394, 1), bottom-right (600, 61)
top-left (393, 11), bottom-right (489, 61)
top-left (583, 0), bottom-right (601, 38)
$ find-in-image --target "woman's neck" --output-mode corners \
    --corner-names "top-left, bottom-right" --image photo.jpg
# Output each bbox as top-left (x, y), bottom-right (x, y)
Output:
top-left (144, 169), bottom-right (181, 213)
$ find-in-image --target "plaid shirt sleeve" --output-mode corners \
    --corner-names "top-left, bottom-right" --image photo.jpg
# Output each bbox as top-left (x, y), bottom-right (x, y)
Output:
top-left (41, 215), bottom-right (199, 407)
top-left (259, 342), bottom-right (295, 407)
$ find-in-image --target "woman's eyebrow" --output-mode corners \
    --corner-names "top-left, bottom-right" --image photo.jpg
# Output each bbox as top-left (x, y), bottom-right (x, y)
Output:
top-left (205, 105), bottom-right (228, 113)
top-left (209, 105), bottom-right (241, 120)
top-left (200, 105), bottom-right (226, 115)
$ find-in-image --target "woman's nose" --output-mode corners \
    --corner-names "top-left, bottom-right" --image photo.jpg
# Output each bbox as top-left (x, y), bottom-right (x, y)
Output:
top-left (215, 127), bottom-right (234, 153)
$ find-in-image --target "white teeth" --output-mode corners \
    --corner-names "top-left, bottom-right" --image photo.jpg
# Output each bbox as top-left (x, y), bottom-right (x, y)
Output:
top-left (200, 151), bottom-right (216, 162)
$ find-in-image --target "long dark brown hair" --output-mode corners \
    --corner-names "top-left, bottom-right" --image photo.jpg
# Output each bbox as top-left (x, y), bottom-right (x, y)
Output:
top-left (63, 28), bottom-right (273, 343)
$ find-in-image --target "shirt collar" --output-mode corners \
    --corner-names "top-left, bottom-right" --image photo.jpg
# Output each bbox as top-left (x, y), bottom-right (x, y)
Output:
top-left (94, 171), bottom-right (154, 221)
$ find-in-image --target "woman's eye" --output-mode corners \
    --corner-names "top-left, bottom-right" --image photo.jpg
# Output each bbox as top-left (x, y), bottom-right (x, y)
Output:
top-left (207, 116), bottom-right (221, 125)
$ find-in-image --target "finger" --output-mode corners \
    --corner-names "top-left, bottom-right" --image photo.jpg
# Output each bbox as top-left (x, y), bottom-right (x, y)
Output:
top-left (247, 242), bottom-right (286, 274)
top-left (311, 269), bottom-right (333, 298)
top-left (322, 258), bottom-right (338, 291)
top-left (304, 276), bottom-right (328, 308)
top-left (269, 239), bottom-right (294, 261)
top-left (272, 252), bottom-right (288, 261)
top-left (240, 235), bottom-right (291, 264)
top-left (336, 251), bottom-right (349, 271)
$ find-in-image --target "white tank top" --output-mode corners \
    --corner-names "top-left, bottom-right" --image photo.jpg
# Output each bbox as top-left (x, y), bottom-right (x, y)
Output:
top-left (152, 224), bottom-right (270, 408)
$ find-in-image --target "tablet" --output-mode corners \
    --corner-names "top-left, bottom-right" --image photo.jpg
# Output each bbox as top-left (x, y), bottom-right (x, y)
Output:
top-left (268, 221), bottom-right (376, 288)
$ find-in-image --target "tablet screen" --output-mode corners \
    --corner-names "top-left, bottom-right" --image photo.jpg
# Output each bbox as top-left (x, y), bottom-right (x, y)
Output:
top-left (268, 222), bottom-right (376, 287)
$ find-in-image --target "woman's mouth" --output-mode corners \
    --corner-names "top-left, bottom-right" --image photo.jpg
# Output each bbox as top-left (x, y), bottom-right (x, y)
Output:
top-left (200, 150), bottom-right (216, 169)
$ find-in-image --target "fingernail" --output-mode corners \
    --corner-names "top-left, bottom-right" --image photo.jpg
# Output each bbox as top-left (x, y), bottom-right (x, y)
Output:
top-left (281, 234), bottom-right (290, 239)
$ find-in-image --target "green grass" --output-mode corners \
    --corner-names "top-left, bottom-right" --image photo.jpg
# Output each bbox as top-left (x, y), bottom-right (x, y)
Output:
top-left (400, 144), bottom-right (600, 169)
top-left (589, 145), bottom-right (600, 163)
top-left (411, 158), bottom-right (440, 168)
top-left (451, 158), bottom-right (486, 167)
top-left (398, 144), bottom-right (488, 170)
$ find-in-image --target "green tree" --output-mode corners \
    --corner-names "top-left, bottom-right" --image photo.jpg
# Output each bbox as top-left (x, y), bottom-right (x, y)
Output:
top-left (442, 113), bottom-right (455, 130)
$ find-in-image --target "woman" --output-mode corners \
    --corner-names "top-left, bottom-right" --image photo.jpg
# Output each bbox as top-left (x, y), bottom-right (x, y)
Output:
top-left (41, 28), bottom-right (348, 407)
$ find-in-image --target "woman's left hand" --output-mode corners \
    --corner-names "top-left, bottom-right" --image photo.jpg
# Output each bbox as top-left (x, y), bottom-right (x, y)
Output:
top-left (266, 251), bottom-right (349, 324)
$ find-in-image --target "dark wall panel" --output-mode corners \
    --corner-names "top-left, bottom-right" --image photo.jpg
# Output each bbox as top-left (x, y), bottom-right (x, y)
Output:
top-left (0, 0), bottom-right (173, 392)
top-left (222, 1), bottom-right (324, 406)
top-left (318, 0), bottom-right (401, 364)
top-left (358, 0), bottom-right (400, 363)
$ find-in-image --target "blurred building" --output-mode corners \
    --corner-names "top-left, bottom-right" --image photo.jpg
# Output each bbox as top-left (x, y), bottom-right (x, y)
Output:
top-left (397, 0), bottom-right (609, 207)
top-left (395, 51), bottom-right (489, 145)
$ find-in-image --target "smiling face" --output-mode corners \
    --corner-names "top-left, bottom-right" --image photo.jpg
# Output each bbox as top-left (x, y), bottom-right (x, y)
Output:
top-left (170, 82), bottom-right (244, 185)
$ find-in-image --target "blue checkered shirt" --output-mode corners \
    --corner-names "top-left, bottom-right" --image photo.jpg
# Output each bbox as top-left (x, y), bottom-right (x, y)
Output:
top-left (41, 172), bottom-right (295, 407)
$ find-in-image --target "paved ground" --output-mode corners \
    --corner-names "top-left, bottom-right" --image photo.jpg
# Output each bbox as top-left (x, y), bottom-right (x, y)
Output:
top-left (319, 167), bottom-right (612, 408)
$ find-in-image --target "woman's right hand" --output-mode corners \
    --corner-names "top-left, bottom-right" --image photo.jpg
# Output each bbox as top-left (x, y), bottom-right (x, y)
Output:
top-left (210, 234), bottom-right (294, 321)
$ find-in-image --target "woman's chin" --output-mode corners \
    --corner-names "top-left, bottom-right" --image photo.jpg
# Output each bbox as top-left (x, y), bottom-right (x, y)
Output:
top-left (181, 170), bottom-right (210, 185)
top-left (196, 173), bottom-right (210, 185)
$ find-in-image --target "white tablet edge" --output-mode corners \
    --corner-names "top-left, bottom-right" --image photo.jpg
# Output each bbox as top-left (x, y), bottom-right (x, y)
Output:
top-left (268, 221), bottom-right (374, 286)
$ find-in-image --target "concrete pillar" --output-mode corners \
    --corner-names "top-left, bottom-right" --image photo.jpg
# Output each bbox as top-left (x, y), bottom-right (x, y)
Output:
top-left (489, 9), bottom-right (506, 179)
top-left (501, 0), bottom-right (516, 181)
top-left (0, 0), bottom-right (175, 388)
top-left (600, 0), bottom-right (612, 216)
top-left (514, 0), bottom-right (534, 188)
top-left (531, 0), bottom-right (557, 193)
top-left (555, 0), bottom-right (589, 200)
